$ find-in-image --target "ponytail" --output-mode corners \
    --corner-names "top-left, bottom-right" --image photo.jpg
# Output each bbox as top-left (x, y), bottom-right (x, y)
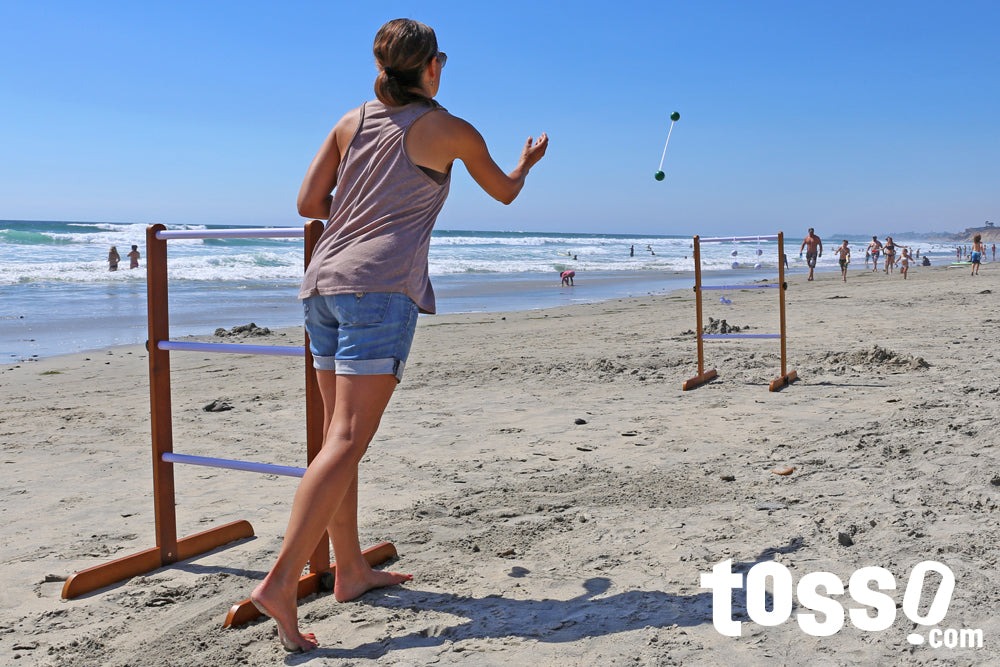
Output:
top-left (373, 19), bottom-right (438, 107)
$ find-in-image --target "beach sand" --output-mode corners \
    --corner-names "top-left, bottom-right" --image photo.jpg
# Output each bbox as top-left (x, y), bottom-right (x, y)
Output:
top-left (2, 264), bottom-right (998, 665)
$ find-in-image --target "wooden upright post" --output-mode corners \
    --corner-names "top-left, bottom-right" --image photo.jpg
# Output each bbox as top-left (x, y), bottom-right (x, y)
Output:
top-left (768, 232), bottom-right (797, 391)
top-left (147, 223), bottom-right (179, 565)
top-left (304, 219), bottom-right (329, 576)
top-left (682, 235), bottom-right (718, 390)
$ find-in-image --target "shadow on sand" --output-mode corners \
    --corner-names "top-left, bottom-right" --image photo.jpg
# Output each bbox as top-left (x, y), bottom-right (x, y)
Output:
top-left (284, 538), bottom-right (804, 662)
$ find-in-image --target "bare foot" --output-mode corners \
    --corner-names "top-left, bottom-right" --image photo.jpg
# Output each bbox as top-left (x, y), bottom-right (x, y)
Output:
top-left (333, 566), bottom-right (412, 603)
top-left (251, 582), bottom-right (319, 652)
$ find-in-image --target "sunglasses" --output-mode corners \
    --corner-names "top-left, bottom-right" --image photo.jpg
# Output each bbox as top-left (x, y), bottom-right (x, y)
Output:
top-left (435, 51), bottom-right (447, 67)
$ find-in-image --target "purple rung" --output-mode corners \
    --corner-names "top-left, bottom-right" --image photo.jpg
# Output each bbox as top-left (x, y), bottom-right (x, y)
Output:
top-left (700, 284), bottom-right (780, 291)
top-left (701, 334), bottom-right (781, 339)
top-left (163, 452), bottom-right (306, 478)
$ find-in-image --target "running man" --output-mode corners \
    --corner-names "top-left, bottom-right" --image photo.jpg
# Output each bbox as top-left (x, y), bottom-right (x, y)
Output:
top-left (867, 236), bottom-right (883, 272)
top-left (799, 228), bottom-right (822, 281)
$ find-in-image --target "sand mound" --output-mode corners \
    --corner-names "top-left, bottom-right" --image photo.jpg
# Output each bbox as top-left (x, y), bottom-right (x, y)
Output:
top-left (815, 344), bottom-right (930, 372)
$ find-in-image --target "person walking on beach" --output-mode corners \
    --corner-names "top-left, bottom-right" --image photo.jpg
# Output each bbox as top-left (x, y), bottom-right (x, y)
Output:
top-left (107, 246), bottom-right (120, 271)
top-left (867, 236), bottom-right (883, 272)
top-left (899, 248), bottom-right (912, 279)
top-left (250, 19), bottom-right (547, 653)
top-left (127, 245), bottom-right (141, 269)
top-left (971, 234), bottom-right (985, 275)
top-left (799, 228), bottom-right (822, 281)
top-left (883, 237), bottom-right (898, 275)
top-left (833, 240), bottom-right (850, 282)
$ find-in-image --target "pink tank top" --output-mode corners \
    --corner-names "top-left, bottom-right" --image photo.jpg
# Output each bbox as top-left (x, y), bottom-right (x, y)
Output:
top-left (299, 100), bottom-right (451, 313)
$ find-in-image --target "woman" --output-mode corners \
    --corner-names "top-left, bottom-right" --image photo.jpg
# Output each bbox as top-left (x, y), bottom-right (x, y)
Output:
top-left (107, 246), bottom-right (121, 271)
top-left (883, 236), bottom-right (896, 275)
top-left (250, 18), bottom-right (547, 652)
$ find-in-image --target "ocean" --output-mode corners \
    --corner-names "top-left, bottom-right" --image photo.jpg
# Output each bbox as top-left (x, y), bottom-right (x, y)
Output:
top-left (0, 220), bottom-right (956, 362)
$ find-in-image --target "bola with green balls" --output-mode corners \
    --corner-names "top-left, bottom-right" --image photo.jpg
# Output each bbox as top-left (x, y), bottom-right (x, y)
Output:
top-left (655, 111), bottom-right (680, 181)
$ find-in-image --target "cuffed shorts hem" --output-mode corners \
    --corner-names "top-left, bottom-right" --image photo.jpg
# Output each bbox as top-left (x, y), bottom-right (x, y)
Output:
top-left (311, 355), bottom-right (405, 382)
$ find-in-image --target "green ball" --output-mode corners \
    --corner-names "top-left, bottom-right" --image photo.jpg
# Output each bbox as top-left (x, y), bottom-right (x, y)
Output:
top-left (654, 170), bottom-right (665, 181)
top-left (670, 111), bottom-right (680, 122)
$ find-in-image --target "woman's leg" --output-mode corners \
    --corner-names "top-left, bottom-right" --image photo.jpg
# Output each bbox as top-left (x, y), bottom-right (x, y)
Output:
top-left (315, 371), bottom-right (412, 602)
top-left (251, 372), bottom-right (399, 651)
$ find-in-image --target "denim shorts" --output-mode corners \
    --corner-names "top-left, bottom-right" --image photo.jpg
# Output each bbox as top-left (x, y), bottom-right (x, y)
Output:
top-left (303, 292), bottom-right (419, 382)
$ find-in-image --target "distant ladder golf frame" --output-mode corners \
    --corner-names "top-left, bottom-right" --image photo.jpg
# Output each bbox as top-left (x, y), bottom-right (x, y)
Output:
top-left (682, 232), bottom-right (798, 391)
top-left (60, 221), bottom-right (397, 629)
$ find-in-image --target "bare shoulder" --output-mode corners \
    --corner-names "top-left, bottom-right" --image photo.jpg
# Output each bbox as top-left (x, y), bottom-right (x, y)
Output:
top-left (333, 106), bottom-right (363, 144)
top-left (415, 107), bottom-right (475, 135)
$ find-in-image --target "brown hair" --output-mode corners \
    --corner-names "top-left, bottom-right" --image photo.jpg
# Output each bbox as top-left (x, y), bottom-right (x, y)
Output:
top-left (974, 234), bottom-right (982, 243)
top-left (373, 19), bottom-right (438, 107)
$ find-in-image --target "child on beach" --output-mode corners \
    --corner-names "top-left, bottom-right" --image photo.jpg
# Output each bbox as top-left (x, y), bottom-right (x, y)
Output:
top-left (561, 269), bottom-right (575, 286)
top-left (833, 240), bottom-right (850, 282)
top-left (971, 234), bottom-right (984, 275)
top-left (250, 18), bottom-right (547, 653)
top-left (899, 248), bottom-right (911, 279)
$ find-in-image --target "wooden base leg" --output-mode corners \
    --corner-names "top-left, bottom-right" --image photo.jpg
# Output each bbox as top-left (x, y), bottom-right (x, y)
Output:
top-left (223, 542), bottom-right (399, 629)
top-left (682, 368), bottom-right (718, 391)
top-left (62, 520), bottom-right (255, 599)
top-left (769, 369), bottom-right (798, 392)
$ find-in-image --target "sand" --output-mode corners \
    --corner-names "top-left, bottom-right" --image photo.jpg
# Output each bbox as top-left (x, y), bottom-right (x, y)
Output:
top-left (1, 264), bottom-right (998, 665)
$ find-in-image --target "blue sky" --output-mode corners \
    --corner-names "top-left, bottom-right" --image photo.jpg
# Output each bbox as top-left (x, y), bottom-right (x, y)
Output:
top-left (2, 1), bottom-right (997, 236)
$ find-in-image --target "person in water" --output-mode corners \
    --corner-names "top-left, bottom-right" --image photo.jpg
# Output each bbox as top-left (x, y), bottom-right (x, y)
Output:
top-left (107, 246), bottom-right (121, 271)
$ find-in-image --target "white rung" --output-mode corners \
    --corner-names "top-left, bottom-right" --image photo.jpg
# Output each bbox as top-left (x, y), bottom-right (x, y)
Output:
top-left (158, 341), bottom-right (305, 357)
top-left (155, 228), bottom-right (305, 240)
top-left (698, 235), bottom-right (780, 243)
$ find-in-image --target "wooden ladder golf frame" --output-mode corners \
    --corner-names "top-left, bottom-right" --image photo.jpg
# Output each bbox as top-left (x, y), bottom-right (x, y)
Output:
top-left (682, 232), bottom-right (797, 391)
top-left (61, 221), bottom-right (397, 628)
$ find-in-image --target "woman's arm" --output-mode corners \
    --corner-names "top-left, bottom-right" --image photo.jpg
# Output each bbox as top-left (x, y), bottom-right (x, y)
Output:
top-left (407, 111), bottom-right (547, 205)
top-left (454, 122), bottom-right (548, 205)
